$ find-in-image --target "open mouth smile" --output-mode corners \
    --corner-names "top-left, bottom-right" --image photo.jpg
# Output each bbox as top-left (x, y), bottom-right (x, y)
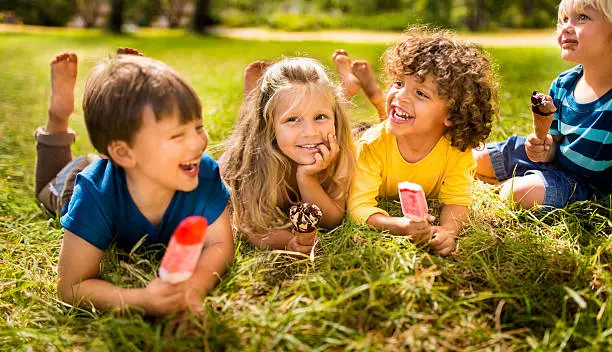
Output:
top-left (297, 143), bottom-right (324, 150)
top-left (390, 106), bottom-right (415, 123)
top-left (179, 157), bottom-right (200, 176)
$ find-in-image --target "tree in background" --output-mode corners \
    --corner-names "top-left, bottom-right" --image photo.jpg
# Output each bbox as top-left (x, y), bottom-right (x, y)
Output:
top-left (192, 0), bottom-right (213, 33)
top-left (162, 0), bottom-right (189, 28)
top-left (76, 0), bottom-right (102, 27)
top-left (127, 0), bottom-right (162, 27)
top-left (0, 0), bottom-right (77, 26)
top-left (465, 0), bottom-right (488, 31)
top-left (108, 0), bottom-right (123, 33)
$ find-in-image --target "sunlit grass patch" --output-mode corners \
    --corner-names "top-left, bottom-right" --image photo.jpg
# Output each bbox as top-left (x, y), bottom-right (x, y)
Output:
top-left (0, 29), bottom-right (609, 351)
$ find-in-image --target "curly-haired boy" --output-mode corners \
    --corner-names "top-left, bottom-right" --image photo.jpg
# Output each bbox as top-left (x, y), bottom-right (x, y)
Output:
top-left (340, 27), bottom-right (498, 255)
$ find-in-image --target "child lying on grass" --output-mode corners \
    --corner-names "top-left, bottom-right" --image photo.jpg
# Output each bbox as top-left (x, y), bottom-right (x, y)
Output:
top-left (221, 58), bottom-right (356, 253)
top-left (342, 27), bottom-right (498, 255)
top-left (35, 49), bottom-right (234, 316)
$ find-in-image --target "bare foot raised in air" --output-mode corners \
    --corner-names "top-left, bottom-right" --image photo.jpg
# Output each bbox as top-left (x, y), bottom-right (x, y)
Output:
top-left (332, 50), bottom-right (360, 99)
top-left (352, 60), bottom-right (386, 121)
top-left (47, 52), bottom-right (78, 134)
top-left (244, 60), bottom-right (271, 96)
top-left (117, 47), bottom-right (144, 56)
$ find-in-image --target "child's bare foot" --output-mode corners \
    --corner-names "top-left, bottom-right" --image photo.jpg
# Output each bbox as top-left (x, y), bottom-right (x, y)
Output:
top-left (47, 52), bottom-right (78, 134)
top-left (332, 50), bottom-right (360, 99)
top-left (352, 60), bottom-right (386, 121)
top-left (244, 60), bottom-right (271, 96)
top-left (117, 47), bottom-right (144, 56)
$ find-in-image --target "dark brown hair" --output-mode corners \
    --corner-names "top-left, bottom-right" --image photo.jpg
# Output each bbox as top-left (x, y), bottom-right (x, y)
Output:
top-left (82, 55), bottom-right (202, 156)
top-left (383, 27), bottom-right (499, 151)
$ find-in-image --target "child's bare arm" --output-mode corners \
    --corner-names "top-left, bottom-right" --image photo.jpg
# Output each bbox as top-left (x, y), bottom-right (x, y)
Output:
top-left (184, 206), bottom-right (234, 310)
top-left (246, 229), bottom-right (314, 253)
top-left (430, 204), bottom-right (468, 256)
top-left (297, 133), bottom-right (344, 228)
top-left (366, 213), bottom-right (435, 244)
top-left (58, 230), bottom-right (187, 316)
top-left (297, 173), bottom-right (345, 228)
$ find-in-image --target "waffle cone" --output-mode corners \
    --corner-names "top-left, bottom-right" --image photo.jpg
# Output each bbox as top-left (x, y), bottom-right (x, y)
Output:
top-left (533, 113), bottom-right (554, 140)
top-left (295, 231), bottom-right (316, 246)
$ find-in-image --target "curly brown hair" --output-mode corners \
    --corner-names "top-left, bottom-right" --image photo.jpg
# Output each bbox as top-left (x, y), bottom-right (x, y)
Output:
top-left (383, 27), bottom-right (499, 151)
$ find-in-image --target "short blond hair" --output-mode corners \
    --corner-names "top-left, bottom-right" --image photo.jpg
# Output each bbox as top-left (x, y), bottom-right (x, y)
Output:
top-left (558, 0), bottom-right (612, 23)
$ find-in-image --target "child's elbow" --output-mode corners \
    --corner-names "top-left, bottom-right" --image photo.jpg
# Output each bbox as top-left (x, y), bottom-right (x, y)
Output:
top-left (57, 279), bottom-right (76, 304)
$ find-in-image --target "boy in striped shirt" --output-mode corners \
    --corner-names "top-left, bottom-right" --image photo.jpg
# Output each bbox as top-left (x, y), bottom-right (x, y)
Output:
top-left (474, 0), bottom-right (611, 209)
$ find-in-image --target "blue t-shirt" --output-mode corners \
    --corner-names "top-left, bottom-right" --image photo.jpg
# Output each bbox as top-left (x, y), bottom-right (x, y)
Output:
top-left (549, 65), bottom-right (612, 195)
top-left (60, 154), bottom-right (230, 251)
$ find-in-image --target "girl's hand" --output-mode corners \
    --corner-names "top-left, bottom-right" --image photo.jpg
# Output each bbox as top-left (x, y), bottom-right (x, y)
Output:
top-left (287, 233), bottom-right (316, 253)
top-left (429, 227), bottom-right (457, 256)
top-left (297, 133), bottom-right (339, 178)
top-left (395, 215), bottom-right (435, 244)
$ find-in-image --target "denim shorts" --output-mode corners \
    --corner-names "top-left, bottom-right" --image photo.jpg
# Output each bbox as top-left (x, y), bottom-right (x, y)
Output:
top-left (486, 135), bottom-right (588, 208)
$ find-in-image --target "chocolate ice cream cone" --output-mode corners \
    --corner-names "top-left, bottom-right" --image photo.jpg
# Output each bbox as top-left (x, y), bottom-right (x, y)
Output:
top-left (289, 202), bottom-right (322, 246)
top-left (531, 91), bottom-right (557, 140)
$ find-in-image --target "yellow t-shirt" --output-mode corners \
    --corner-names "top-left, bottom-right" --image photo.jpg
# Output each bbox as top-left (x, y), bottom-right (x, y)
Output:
top-left (348, 120), bottom-right (476, 223)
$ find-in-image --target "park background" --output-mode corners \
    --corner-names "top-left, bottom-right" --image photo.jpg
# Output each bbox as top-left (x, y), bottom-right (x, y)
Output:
top-left (1, 0), bottom-right (611, 351)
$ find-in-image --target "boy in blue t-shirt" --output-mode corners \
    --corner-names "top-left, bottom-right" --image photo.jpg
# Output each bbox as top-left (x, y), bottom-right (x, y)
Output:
top-left (34, 50), bottom-right (233, 316)
top-left (474, 0), bottom-right (611, 209)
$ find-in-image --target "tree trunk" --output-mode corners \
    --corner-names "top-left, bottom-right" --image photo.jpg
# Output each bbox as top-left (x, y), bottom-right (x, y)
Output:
top-left (466, 0), bottom-right (488, 31)
top-left (108, 0), bottom-right (124, 33)
top-left (192, 0), bottom-right (213, 33)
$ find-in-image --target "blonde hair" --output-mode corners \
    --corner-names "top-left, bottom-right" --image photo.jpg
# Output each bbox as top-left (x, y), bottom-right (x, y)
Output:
top-left (222, 58), bottom-right (356, 237)
top-left (558, 0), bottom-right (612, 23)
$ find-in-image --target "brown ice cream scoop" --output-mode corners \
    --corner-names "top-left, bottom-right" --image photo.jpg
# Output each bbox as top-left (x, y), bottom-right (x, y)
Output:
top-left (289, 202), bottom-right (322, 233)
top-left (531, 91), bottom-right (557, 116)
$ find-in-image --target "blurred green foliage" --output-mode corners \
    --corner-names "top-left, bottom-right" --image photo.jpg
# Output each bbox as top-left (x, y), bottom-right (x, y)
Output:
top-left (215, 0), bottom-right (562, 31)
top-left (0, 0), bottom-right (562, 31)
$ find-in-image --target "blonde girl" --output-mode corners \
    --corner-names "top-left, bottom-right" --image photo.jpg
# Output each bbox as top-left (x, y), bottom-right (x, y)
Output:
top-left (222, 58), bottom-right (356, 253)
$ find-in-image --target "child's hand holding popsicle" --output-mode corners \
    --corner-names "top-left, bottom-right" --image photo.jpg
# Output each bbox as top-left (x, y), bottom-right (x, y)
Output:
top-left (397, 182), bottom-right (435, 244)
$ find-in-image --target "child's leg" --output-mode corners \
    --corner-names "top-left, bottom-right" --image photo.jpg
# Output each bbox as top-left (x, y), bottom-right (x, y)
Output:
top-left (244, 60), bottom-right (271, 96)
top-left (473, 148), bottom-right (500, 184)
top-left (332, 50), bottom-right (361, 99)
top-left (35, 53), bottom-right (78, 211)
top-left (351, 60), bottom-right (386, 121)
top-left (499, 175), bottom-right (546, 209)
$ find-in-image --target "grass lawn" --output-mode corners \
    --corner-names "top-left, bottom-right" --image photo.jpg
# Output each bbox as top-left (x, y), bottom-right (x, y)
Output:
top-left (0, 29), bottom-right (610, 351)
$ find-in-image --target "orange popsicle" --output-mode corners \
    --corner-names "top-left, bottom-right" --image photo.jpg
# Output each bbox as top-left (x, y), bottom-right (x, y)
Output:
top-left (398, 181), bottom-right (428, 218)
top-left (159, 216), bottom-right (208, 284)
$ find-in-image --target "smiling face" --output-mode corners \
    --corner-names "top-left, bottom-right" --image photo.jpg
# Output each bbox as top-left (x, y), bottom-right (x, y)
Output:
top-left (126, 105), bottom-right (208, 194)
top-left (557, 0), bottom-right (612, 64)
top-left (385, 73), bottom-right (450, 139)
top-left (272, 83), bottom-right (336, 165)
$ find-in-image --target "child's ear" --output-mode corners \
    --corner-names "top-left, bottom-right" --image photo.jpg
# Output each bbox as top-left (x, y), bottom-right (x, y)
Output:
top-left (444, 117), bottom-right (454, 127)
top-left (107, 140), bottom-right (135, 168)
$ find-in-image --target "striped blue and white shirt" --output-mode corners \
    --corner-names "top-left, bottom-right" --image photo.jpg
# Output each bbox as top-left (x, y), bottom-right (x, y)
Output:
top-left (549, 65), bottom-right (611, 195)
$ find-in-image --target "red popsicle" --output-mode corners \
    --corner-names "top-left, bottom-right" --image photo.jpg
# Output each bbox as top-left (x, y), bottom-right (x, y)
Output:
top-left (398, 181), bottom-right (428, 218)
top-left (159, 216), bottom-right (208, 283)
